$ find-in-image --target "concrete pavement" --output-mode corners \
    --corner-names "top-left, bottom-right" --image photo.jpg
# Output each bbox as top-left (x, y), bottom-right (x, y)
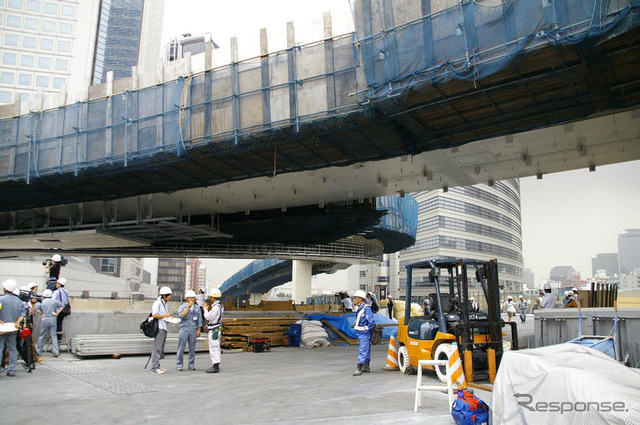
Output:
top-left (0, 343), bottom-right (493, 425)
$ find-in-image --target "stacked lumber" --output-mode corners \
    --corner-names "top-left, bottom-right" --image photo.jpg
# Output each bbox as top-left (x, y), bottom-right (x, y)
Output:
top-left (222, 316), bottom-right (295, 349)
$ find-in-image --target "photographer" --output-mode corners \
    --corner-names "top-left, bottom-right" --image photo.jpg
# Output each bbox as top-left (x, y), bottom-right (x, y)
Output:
top-left (44, 255), bottom-right (65, 281)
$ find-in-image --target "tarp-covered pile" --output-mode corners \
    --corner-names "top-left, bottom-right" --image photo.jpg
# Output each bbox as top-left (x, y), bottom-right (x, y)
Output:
top-left (304, 313), bottom-right (397, 343)
top-left (493, 343), bottom-right (640, 424)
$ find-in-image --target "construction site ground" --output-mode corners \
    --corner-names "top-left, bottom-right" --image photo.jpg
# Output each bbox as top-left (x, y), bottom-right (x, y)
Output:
top-left (1, 343), bottom-right (493, 425)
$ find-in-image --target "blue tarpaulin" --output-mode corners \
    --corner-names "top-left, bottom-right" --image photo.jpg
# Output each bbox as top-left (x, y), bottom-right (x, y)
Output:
top-left (304, 313), bottom-right (397, 343)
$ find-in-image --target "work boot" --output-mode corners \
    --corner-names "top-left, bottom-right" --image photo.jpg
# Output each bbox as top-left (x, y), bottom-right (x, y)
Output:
top-left (363, 361), bottom-right (370, 373)
top-left (206, 363), bottom-right (220, 373)
top-left (353, 363), bottom-right (363, 376)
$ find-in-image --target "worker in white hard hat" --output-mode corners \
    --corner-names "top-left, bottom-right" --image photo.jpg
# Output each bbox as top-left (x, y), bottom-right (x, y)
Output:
top-left (52, 277), bottom-right (70, 343)
top-left (386, 295), bottom-right (394, 319)
top-left (203, 288), bottom-right (224, 373)
top-left (44, 254), bottom-right (64, 287)
top-left (175, 290), bottom-right (202, 371)
top-left (0, 279), bottom-right (26, 376)
top-left (150, 286), bottom-right (174, 374)
top-left (503, 295), bottom-right (516, 322)
top-left (469, 296), bottom-right (479, 313)
top-left (352, 289), bottom-right (375, 376)
top-left (35, 288), bottom-right (64, 359)
top-left (539, 283), bottom-right (556, 309)
top-left (517, 295), bottom-right (527, 323)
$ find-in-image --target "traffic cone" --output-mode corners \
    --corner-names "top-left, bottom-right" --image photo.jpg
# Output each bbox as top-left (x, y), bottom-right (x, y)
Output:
top-left (448, 347), bottom-right (467, 390)
top-left (382, 334), bottom-right (399, 371)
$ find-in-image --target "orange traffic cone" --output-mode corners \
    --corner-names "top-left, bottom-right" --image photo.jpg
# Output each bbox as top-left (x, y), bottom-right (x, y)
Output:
top-left (382, 334), bottom-right (399, 371)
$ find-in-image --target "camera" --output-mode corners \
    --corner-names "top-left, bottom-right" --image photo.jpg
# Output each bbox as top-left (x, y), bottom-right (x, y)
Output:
top-left (18, 289), bottom-right (42, 303)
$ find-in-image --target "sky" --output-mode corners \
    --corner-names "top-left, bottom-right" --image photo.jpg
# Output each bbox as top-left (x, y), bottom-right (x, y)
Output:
top-left (160, 1), bottom-right (640, 289)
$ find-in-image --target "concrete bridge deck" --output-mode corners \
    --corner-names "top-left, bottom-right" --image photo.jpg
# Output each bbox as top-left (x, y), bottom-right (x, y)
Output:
top-left (0, 0), bottom-right (639, 257)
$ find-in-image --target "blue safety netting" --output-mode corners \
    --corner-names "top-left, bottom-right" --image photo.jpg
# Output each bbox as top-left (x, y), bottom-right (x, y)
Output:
top-left (304, 313), bottom-right (398, 342)
top-left (349, 0), bottom-right (640, 101)
top-left (376, 195), bottom-right (417, 239)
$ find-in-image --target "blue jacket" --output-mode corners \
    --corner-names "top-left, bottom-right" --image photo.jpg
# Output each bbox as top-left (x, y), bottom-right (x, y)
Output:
top-left (178, 302), bottom-right (202, 332)
top-left (354, 303), bottom-right (375, 332)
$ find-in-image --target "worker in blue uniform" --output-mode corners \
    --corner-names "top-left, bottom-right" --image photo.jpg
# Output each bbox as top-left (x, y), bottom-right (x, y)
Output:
top-left (176, 290), bottom-right (202, 371)
top-left (0, 279), bottom-right (26, 376)
top-left (352, 289), bottom-right (375, 376)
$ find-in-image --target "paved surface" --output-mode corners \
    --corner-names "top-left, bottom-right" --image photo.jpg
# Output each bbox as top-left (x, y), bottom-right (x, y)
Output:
top-left (1, 343), bottom-right (493, 425)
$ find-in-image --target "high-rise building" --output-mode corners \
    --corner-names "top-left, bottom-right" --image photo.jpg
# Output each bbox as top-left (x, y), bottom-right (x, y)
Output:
top-left (396, 181), bottom-right (524, 299)
top-left (92, 0), bottom-right (164, 84)
top-left (185, 258), bottom-right (201, 293)
top-left (351, 180), bottom-right (524, 301)
top-left (0, 0), bottom-right (164, 105)
top-left (157, 257), bottom-right (186, 298)
top-left (618, 229), bottom-right (640, 275)
top-left (591, 253), bottom-right (619, 277)
top-left (549, 266), bottom-right (575, 282)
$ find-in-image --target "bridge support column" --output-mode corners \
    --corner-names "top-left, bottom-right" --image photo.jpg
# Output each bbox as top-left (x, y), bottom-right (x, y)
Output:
top-left (291, 260), bottom-right (313, 304)
top-left (249, 293), bottom-right (262, 306)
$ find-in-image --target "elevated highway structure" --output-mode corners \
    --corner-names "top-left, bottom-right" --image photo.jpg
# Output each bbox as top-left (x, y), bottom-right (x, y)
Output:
top-left (0, 0), bottom-right (639, 263)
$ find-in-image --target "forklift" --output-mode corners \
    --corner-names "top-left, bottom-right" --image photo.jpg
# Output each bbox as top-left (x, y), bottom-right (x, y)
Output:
top-left (397, 259), bottom-right (518, 385)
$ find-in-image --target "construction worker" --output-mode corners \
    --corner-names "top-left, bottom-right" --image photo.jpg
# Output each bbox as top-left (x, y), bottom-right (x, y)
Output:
top-left (352, 289), bottom-right (375, 376)
top-left (52, 277), bottom-right (70, 343)
top-left (503, 295), bottom-right (516, 322)
top-left (176, 290), bottom-right (202, 371)
top-left (517, 295), bottom-right (527, 323)
top-left (469, 296), bottom-right (479, 312)
top-left (150, 286), bottom-right (173, 374)
top-left (35, 289), bottom-right (64, 358)
top-left (386, 295), bottom-right (394, 319)
top-left (0, 279), bottom-right (25, 376)
top-left (540, 283), bottom-right (556, 309)
top-left (203, 288), bottom-right (224, 373)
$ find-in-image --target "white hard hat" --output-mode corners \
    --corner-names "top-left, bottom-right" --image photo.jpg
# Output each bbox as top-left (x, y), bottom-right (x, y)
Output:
top-left (185, 290), bottom-right (196, 298)
top-left (51, 254), bottom-right (62, 262)
top-left (564, 291), bottom-right (570, 296)
top-left (159, 286), bottom-right (172, 295)
top-left (387, 295), bottom-right (392, 299)
top-left (28, 282), bottom-right (38, 289)
top-left (209, 288), bottom-right (222, 298)
top-left (543, 283), bottom-right (551, 290)
top-left (572, 287), bottom-right (578, 292)
top-left (57, 277), bottom-right (67, 286)
top-left (2, 279), bottom-right (18, 292)
top-left (43, 289), bottom-right (53, 297)
top-left (469, 296), bottom-right (475, 301)
top-left (507, 295), bottom-right (513, 300)
top-left (353, 289), bottom-right (367, 299)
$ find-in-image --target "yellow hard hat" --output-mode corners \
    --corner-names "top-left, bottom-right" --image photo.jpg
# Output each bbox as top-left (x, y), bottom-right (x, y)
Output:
top-left (209, 288), bottom-right (222, 298)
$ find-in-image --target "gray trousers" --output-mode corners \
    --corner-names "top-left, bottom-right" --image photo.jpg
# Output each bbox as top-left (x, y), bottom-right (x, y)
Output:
top-left (0, 332), bottom-right (17, 374)
top-left (150, 329), bottom-right (167, 371)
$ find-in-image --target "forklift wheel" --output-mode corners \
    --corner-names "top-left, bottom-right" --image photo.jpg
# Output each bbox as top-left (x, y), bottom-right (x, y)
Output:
top-left (433, 343), bottom-right (457, 384)
top-left (398, 345), bottom-right (414, 375)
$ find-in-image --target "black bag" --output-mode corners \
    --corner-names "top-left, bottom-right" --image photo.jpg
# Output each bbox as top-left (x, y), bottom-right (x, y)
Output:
top-left (370, 325), bottom-right (383, 344)
top-left (140, 314), bottom-right (159, 338)
top-left (371, 301), bottom-right (380, 313)
top-left (62, 302), bottom-right (71, 316)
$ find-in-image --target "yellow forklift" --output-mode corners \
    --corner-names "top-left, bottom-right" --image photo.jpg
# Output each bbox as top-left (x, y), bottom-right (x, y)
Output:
top-left (396, 259), bottom-right (518, 384)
